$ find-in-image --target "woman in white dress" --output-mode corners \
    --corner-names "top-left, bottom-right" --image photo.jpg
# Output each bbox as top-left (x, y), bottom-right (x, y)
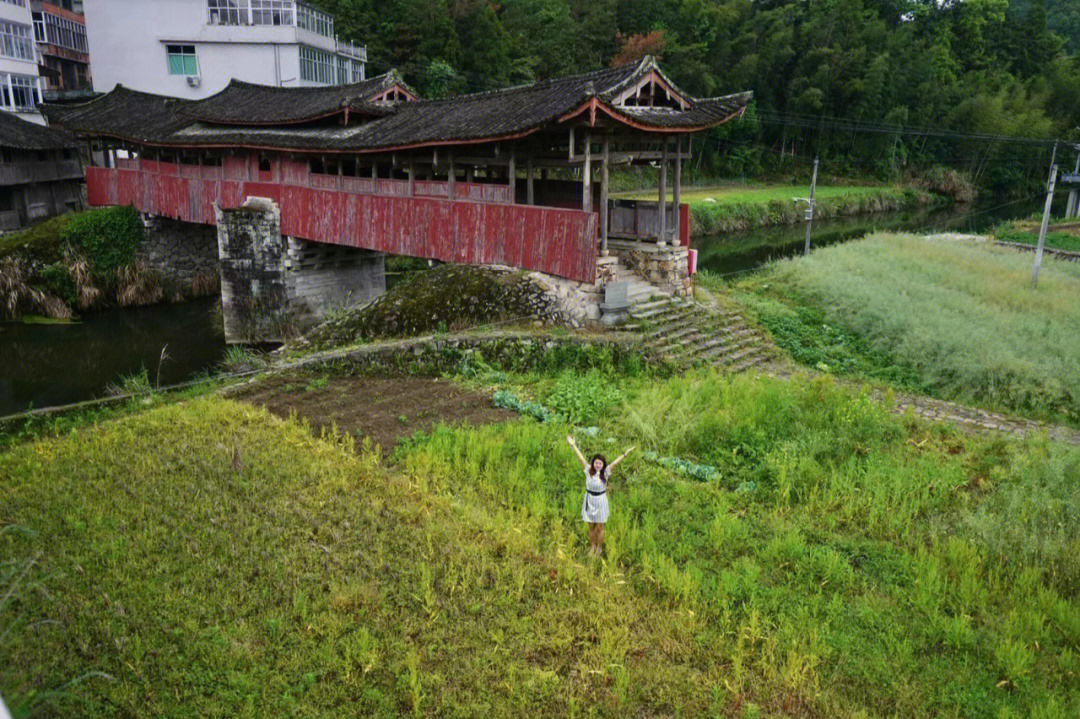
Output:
top-left (567, 435), bottom-right (634, 557)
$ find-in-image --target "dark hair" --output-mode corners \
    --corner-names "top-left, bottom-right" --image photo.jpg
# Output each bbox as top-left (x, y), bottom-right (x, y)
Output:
top-left (589, 454), bottom-right (608, 481)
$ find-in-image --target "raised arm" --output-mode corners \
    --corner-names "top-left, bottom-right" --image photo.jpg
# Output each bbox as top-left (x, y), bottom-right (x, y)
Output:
top-left (607, 446), bottom-right (636, 471)
top-left (566, 435), bottom-right (589, 470)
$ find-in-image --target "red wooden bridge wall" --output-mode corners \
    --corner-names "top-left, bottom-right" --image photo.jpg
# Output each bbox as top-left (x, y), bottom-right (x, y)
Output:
top-left (87, 157), bottom-right (598, 283)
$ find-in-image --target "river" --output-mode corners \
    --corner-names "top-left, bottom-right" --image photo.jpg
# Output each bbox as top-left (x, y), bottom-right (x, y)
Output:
top-left (0, 199), bottom-right (1048, 418)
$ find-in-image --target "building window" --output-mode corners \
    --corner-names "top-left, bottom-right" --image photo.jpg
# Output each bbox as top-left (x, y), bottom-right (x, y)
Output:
top-left (0, 0), bottom-right (27, 7)
top-left (1, 74), bottom-right (40, 112)
top-left (166, 45), bottom-right (199, 76)
top-left (207, 0), bottom-right (250, 25)
top-left (336, 56), bottom-right (348, 85)
top-left (299, 45), bottom-right (333, 84)
top-left (296, 2), bottom-right (332, 37)
top-left (0, 21), bottom-right (35, 62)
top-left (350, 58), bottom-right (364, 83)
top-left (208, 0), bottom-right (297, 26)
top-left (35, 13), bottom-right (87, 53)
top-left (251, 0), bottom-right (293, 25)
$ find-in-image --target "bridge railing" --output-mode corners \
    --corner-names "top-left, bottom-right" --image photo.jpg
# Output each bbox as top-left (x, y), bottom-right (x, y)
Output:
top-left (86, 160), bottom-right (597, 283)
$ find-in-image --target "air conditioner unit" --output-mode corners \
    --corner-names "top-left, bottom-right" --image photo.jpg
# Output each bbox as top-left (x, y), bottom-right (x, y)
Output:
top-left (186, 75), bottom-right (201, 88)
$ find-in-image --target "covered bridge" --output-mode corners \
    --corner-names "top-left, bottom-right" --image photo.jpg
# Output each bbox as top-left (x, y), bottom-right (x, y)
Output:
top-left (44, 57), bottom-right (750, 338)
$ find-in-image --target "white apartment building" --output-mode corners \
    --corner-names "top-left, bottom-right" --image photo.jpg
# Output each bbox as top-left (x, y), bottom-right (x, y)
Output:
top-left (84, 0), bottom-right (366, 99)
top-left (0, 0), bottom-right (45, 123)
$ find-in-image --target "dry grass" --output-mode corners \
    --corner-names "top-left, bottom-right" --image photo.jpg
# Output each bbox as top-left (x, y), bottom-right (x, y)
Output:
top-left (113, 259), bottom-right (163, 307)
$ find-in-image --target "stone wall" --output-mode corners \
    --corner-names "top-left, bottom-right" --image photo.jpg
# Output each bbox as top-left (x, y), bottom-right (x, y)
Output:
top-left (610, 241), bottom-right (692, 297)
top-left (141, 215), bottom-right (219, 287)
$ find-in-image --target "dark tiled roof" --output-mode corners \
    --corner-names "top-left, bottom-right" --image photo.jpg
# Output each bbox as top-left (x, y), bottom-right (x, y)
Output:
top-left (612, 92), bottom-right (753, 128)
top-left (45, 57), bottom-right (753, 152)
top-left (41, 86), bottom-right (192, 144)
top-left (182, 71), bottom-right (407, 124)
top-left (0, 110), bottom-right (78, 150)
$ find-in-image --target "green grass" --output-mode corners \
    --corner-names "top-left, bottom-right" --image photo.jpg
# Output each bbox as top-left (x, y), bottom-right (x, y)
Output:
top-left (994, 219), bottom-right (1080, 253)
top-left (623, 184), bottom-right (902, 205)
top-left (3, 368), bottom-right (1080, 717)
top-left (619, 183), bottom-right (945, 235)
top-left (0, 214), bottom-right (76, 264)
top-left (735, 233), bottom-right (1080, 425)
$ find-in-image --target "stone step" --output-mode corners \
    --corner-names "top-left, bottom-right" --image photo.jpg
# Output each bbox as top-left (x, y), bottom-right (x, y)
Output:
top-left (729, 354), bottom-right (768, 374)
top-left (716, 343), bottom-right (767, 367)
top-left (655, 325), bottom-right (700, 346)
top-left (630, 304), bottom-right (685, 321)
top-left (630, 297), bottom-right (672, 313)
top-left (696, 333), bottom-right (762, 363)
top-left (691, 327), bottom-right (756, 353)
top-left (645, 314), bottom-right (697, 338)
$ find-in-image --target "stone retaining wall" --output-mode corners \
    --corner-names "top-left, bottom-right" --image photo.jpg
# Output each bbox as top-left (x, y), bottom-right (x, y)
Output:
top-left (141, 215), bottom-right (219, 287)
top-left (609, 241), bottom-right (692, 297)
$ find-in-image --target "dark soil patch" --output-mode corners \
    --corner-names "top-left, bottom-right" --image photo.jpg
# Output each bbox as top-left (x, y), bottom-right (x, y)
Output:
top-left (236, 374), bottom-right (517, 453)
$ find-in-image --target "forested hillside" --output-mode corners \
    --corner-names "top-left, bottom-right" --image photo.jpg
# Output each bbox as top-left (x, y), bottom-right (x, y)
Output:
top-left (314, 0), bottom-right (1080, 195)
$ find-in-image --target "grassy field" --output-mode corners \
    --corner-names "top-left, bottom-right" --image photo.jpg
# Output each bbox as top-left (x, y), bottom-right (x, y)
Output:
top-left (994, 218), bottom-right (1080, 253)
top-left (620, 183), bottom-right (945, 235)
top-left (3, 364), bottom-right (1080, 717)
top-left (732, 233), bottom-right (1080, 425)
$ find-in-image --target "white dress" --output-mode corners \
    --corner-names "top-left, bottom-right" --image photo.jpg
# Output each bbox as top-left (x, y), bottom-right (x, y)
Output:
top-left (581, 467), bottom-right (610, 524)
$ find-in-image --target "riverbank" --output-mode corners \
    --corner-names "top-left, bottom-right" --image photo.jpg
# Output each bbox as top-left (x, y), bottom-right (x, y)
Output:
top-left (3, 335), bottom-right (1079, 716)
top-left (621, 183), bottom-right (954, 234)
top-left (727, 232), bottom-right (1080, 427)
top-left (0, 208), bottom-right (218, 321)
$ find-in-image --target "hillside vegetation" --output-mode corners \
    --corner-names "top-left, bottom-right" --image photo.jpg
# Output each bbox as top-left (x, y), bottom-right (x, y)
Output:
top-left (734, 234), bottom-right (1080, 425)
top-left (314, 0), bottom-right (1080, 195)
top-left (3, 364), bottom-right (1079, 717)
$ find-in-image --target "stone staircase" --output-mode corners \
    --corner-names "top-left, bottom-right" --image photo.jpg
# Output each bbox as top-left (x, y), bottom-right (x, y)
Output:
top-left (618, 287), bottom-right (773, 373)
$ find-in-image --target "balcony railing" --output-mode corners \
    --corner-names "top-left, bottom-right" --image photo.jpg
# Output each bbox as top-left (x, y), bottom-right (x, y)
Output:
top-left (335, 40), bottom-right (366, 61)
top-left (0, 159), bottom-right (83, 186)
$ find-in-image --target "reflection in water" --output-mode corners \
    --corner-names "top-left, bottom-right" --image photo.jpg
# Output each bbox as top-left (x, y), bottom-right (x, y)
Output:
top-left (0, 296), bottom-right (226, 416)
top-left (693, 199), bottom-right (1047, 278)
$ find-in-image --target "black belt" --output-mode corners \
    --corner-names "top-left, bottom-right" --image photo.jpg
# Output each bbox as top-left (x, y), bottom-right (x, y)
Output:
top-left (587, 489), bottom-right (606, 496)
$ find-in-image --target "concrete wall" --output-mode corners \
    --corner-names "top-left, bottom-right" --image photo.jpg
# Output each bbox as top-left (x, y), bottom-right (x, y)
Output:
top-left (83, 0), bottom-right (360, 98)
top-left (284, 237), bottom-right (384, 326)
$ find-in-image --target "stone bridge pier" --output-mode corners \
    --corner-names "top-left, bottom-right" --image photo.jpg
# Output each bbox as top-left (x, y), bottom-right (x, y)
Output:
top-left (214, 197), bottom-right (385, 343)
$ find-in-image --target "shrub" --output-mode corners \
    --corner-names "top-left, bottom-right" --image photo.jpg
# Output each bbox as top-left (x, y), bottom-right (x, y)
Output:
top-left (544, 369), bottom-right (623, 424)
top-left (60, 206), bottom-right (144, 276)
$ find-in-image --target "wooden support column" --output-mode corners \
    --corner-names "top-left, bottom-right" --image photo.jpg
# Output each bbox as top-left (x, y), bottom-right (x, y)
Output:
top-left (408, 160), bottom-right (415, 196)
top-left (673, 136), bottom-right (682, 245)
top-left (658, 137), bottom-right (668, 244)
top-left (601, 136), bottom-right (610, 254)
top-left (526, 156), bottom-right (534, 205)
top-left (370, 162), bottom-right (377, 180)
top-left (582, 132), bottom-right (592, 213)
top-left (448, 152), bottom-right (455, 200)
top-left (466, 166), bottom-right (474, 182)
top-left (508, 147), bottom-right (515, 204)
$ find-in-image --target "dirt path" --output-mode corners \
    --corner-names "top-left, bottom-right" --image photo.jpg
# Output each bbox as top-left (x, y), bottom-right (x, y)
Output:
top-left (764, 361), bottom-right (1080, 444)
top-left (235, 374), bottom-right (516, 454)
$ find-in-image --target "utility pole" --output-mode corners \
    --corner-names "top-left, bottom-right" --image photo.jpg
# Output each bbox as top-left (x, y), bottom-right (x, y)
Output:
top-left (801, 157), bottom-right (819, 256)
top-left (1033, 162), bottom-right (1058, 287)
top-left (1067, 146), bottom-right (1080, 219)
